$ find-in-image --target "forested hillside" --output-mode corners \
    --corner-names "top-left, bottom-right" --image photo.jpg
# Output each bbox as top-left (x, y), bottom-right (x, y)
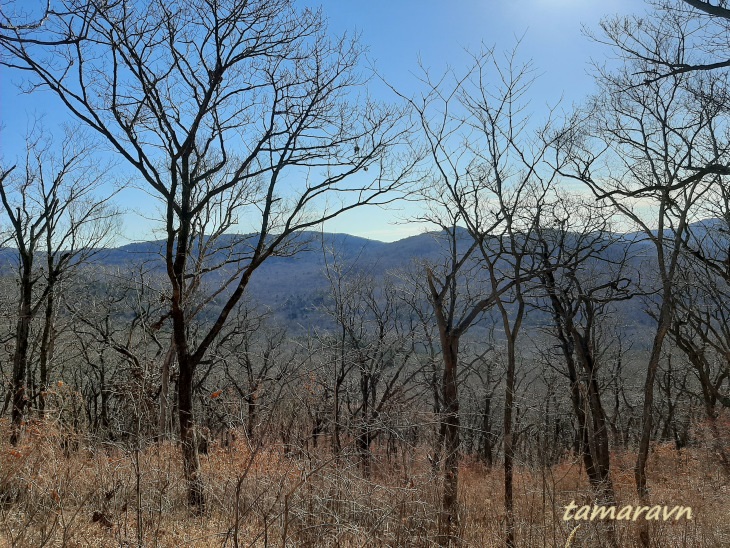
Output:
top-left (0, 1), bottom-right (729, 547)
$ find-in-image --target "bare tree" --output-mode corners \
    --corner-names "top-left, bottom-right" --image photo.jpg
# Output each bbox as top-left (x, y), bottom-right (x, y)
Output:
top-left (212, 302), bottom-right (293, 442)
top-left (398, 45), bottom-right (560, 546)
top-left (395, 262), bottom-right (445, 469)
top-left (0, 129), bottom-right (116, 444)
top-left (320, 257), bottom-right (422, 477)
top-left (667, 220), bottom-right (730, 472)
top-left (553, 22), bottom-right (724, 542)
top-left (463, 59), bottom-right (556, 548)
top-left (64, 264), bottom-right (169, 440)
top-left (533, 197), bottom-right (635, 513)
top-left (600, 0), bottom-right (730, 477)
top-left (0, 0), bottom-right (415, 509)
top-left (422, 214), bottom-right (498, 546)
top-left (672, 250), bottom-right (730, 410)
top-left (596, 1), bottom-right (730, 84)
top-left (320, 245), bottom-right (364, 457)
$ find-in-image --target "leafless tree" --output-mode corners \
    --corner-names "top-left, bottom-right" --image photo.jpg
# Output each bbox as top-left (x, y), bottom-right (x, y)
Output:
top-left (595, 1), bottom-right (730, 84)
top-left (672, 251), bottom-right (730, 411)
top-left (461, 133), bottom-right (553, 548)
top-left (421, 212), bottom-right (498, 546)
top-left (64, 264), bottom-right (169, 440)
top-left (320, 248), bottom-right (423, 477)
top-left (599, 0), bottom-right (730, 477)
top-left (532, 197), bottom-right (635, 513)
top-left (455, 333), bottom-right (503, 467)
top-left (0, 0), bottom-right (416, 509)
top-left (667, 219), bottom-right (730, 472)
top-left (211, 302), bottom-right (294, 442)
top-left (394, 262), bottom-right (445, 469)
top-left (0, 129), bottom-right (116, 445)
top-left (553, 19), bottom-right (724, 542)
top-left (397, 45), bottom-right (561, 546)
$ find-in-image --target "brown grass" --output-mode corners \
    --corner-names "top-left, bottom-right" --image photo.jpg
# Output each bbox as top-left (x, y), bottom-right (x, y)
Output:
top-left (0, 419), bottom-right (728, 547)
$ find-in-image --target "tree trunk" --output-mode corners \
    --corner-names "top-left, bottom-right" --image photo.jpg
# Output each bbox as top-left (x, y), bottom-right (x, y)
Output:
top-left (359, 366), bottom-right (372, 478)
top-left (158, 340), bottom-right (175, 441)
top-left (561, 336), bottom-right (600, 487)
top-left (540, 259), bottom-right (611, 494)
top-left (635, 298), bottom-right (672, 547)
top-left (575, 333), bottom-right (615, 502)
top-left (480, 391), bottom-right (493, 468)
top-left (10, 262), bottom-right (33, 446)
top-left (333, 324), bottom-right (345, 456)
top-left (438, 334), bottom-right (460, 545)
top-left (178, 356), bottom-right (205, 511)
top-left (100, 360), bottom-right (110, 431)
top-left (246, 394), bottom-right (257, 440)
top-left (38, 287), bottom-right (55, 418)
top-left (503, 334), bottom-right (516, 548)
top-left (432, 368), bottom-right (444, 474)
top-left (357, 427), bottom-right (372, 479)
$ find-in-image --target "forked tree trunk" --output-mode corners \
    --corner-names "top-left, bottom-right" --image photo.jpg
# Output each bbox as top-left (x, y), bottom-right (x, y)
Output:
top-left (169, 193), bottom-right (206, 511)
top-left (559, 330), bottom-right (600, 486)
top-left (542, 258), bottom-right (616, 507)
top-left (573, 331), bottom-right (615, 504)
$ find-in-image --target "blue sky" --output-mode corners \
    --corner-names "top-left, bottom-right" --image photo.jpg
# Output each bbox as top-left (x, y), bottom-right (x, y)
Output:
top-left (316, 0), bottom-right (638, 240)
top-left (0, 0), bottom-right (638, 243)
top-left (317, 0), bottom-right (633, 101)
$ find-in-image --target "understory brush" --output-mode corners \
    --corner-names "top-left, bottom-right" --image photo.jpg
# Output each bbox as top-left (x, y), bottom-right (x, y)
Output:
top-left (0, 419), bottom-right (727, 547)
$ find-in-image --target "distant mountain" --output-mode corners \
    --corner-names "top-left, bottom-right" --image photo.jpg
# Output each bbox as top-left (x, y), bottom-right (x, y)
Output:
top-left (620, 217), bottom-right (727, 245)
top-left (0, 219), bottom-right (725, 332)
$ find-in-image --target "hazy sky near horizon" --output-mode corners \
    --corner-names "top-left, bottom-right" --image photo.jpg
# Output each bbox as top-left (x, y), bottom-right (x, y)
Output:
top-left (0, 0), bottom-right (639, 243)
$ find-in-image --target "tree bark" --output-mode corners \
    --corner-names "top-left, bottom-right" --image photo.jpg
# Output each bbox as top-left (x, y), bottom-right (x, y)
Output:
top-left (178, 355), bottom-right (204, 511)
top-left (438, 334), bottom-right (460, 546)
top-left (38, 286), bottom-right (56, 418)
top-left (10, 255), bottom-right (33, 446)
top-left (503, 333), bottom-right (516, 548)
top-left (158, 340), bottom-right (175, 441)
top-left (635, 297), bottom-right (672, 547)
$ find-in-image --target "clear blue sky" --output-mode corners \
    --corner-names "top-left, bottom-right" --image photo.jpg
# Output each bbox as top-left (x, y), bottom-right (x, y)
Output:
top-left (316, 0), bottom-right (638, 240)
top-left (0, 0), bottom-right (638, 243)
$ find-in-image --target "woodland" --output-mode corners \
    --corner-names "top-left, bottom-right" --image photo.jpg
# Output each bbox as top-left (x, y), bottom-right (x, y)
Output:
top-left (0, 0), bottom-right (729, 546)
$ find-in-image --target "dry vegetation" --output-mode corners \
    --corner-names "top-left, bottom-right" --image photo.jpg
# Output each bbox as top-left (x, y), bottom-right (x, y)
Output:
top-left (1, 417), bottom-right (727, 547)
top-left (2, 1), bottom-right (730, 547)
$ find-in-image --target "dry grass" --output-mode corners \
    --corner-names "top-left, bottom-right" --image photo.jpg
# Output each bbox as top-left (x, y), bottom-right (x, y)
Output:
top-left (0, 419), bottom-right (728, 547)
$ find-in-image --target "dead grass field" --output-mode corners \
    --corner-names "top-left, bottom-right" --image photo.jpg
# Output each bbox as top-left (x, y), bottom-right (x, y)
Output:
top-left (1, 419), bottom-right (728, 547)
